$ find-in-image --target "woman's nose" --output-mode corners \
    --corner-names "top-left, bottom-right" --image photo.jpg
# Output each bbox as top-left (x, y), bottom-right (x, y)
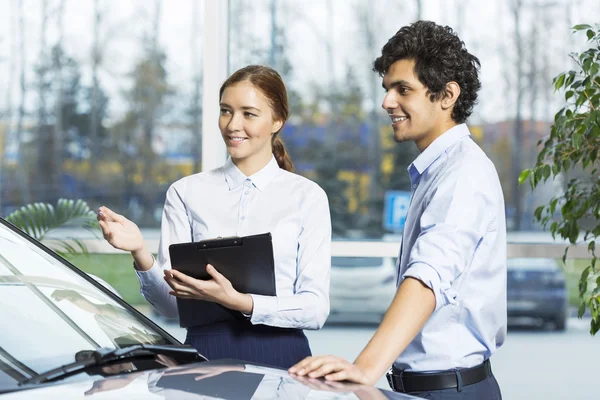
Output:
top-left (227, 113), bottom-right (243, 131)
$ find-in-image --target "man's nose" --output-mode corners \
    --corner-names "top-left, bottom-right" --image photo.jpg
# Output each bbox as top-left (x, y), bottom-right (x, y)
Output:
top-left (381, 91), bottom-right (398, 112)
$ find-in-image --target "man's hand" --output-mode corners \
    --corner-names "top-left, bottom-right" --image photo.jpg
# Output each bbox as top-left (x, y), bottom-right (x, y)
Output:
top-left (164, 265), bottom-right (253, 314)
top-left (288, 355), bottom-right (374, 385)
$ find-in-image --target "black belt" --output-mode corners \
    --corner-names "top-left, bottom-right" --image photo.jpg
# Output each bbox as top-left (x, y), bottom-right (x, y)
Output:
top-left (386, 359), bottom-right (491, 393)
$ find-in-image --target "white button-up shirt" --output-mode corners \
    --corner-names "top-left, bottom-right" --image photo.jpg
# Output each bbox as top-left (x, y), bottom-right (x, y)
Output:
top-left (396, 124), bottom-right (507, 372)
top-left (137, 156), bottom-right (331, 330)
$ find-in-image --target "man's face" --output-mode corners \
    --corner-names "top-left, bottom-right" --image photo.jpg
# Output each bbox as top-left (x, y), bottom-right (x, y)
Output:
top-left (381, 59), bottom-right (446, 151)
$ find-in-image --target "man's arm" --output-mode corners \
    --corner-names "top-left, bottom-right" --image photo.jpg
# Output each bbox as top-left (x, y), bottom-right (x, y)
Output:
top-left (354, 277), bottom-right (435, 382)
top-left (289, 277), bottom-right (435, 384)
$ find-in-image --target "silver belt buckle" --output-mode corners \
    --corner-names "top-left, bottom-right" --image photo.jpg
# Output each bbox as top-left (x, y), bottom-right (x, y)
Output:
top-left (386, 369), bottom-right (405, 392)
top-left (386, 371), bottom-right (395, 391)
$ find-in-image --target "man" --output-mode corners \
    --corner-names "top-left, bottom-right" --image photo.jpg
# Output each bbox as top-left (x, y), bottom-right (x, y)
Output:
top-left (289, 20), bottom-right (506, 399)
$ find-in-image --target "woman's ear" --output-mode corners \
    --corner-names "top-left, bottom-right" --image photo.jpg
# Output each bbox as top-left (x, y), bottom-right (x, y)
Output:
top-left (441, 81), bottom-right (461, 111)
top-left (272, 119), bottom-right (283, 134)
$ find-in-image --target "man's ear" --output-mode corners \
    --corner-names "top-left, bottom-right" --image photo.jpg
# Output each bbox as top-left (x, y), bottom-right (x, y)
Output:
top-left (441, 82), bottom-right (461, 111)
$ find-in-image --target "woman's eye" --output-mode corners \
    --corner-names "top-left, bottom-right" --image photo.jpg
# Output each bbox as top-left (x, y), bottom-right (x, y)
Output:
top-left (220, 108), bottom-right (231, 115)
top-left (245, 112), bottom-right (257, 118)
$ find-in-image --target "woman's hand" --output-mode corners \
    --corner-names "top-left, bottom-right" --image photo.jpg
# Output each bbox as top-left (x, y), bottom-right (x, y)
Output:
top-left (164, 265), bottom-right (254, 314)
top-left (97, 206), bottom-right (144, 253)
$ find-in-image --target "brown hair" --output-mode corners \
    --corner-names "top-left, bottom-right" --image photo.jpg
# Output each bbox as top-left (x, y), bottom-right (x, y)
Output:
top-left (219, 65), bottom-right (294, 172)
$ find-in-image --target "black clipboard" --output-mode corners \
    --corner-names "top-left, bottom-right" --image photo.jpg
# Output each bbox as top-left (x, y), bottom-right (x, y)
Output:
top-left (169, 232), bottom-right (276, 328)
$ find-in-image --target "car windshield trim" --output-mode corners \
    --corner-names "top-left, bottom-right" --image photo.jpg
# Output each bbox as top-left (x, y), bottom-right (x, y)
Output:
top-left (0, 217), bottom-right (181, 347)
top-left (0, 251), bottom-right (102, 348)
top-left (19, 344), bottom-right (207, 386)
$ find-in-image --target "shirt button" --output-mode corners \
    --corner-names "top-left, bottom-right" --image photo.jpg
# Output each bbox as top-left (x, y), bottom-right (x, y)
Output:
top-left (241, 216), bottom-right (246, 220)
top-left (244, 191), bottom-right (249, 195)
top-left (413, 184), bottom-right (417, 189)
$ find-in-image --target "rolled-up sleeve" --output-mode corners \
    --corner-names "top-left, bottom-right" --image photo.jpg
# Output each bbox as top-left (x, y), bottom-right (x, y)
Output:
top-left (250, 189), bottom-right (331, 330)
top-left (402, 159), bottom-right (498, 311)
top-left (136, 182), bottom-right (192, 318)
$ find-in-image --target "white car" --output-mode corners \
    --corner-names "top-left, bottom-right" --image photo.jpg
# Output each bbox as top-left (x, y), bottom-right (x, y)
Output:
top-left (328, 256), bottom-right (397, 323)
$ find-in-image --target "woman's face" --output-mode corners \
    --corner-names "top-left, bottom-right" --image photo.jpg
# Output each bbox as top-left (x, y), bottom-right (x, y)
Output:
top-left (219, 81), bottom-right (282, 166)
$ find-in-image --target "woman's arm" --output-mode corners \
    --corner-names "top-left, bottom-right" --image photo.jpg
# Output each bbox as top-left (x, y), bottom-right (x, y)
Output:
top-left (133, 183), bottom-right (193, 318)
top-left (249, 188), bottom-right (332, 330)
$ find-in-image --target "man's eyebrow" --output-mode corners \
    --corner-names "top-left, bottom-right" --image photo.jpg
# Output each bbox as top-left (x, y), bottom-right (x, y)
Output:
top-left (382, 80), bottom-right (412, 90)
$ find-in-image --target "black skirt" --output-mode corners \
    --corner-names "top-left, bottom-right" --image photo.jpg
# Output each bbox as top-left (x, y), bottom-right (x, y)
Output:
top-left (185, 319), bottom-right (312, 369)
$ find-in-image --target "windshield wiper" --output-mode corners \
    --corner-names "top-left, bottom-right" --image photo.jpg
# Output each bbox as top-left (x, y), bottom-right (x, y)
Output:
top-left (20, 344), bottom-right (206, 386)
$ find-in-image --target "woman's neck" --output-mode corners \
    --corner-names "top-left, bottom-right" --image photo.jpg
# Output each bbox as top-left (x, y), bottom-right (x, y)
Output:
top-left (232, 153), bottom-right (273, 177)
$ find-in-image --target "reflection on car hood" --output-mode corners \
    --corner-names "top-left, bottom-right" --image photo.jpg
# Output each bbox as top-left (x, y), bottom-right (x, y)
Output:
top-left (1, 359), bottom-right (418, 399)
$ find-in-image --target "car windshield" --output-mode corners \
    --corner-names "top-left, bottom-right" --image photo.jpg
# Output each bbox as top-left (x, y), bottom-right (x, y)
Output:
top-left (0, 219), bottom-right (172, 390)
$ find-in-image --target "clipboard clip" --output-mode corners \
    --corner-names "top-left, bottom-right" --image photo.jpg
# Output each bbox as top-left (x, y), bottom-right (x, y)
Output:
top-left (196, 236), bottom-right (243, 250)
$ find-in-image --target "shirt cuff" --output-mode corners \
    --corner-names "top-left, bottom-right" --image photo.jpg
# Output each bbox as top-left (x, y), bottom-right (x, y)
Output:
top-left (402, 262), bottom-right (458, 312)
top-left (135, 257), bottom-right (163, 291)
top-left (249, 294), bottom-right (278, 325)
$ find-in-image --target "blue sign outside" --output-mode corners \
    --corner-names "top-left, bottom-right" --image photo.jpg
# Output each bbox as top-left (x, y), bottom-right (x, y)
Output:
top-left (383, 191), bottom-right (412, 232)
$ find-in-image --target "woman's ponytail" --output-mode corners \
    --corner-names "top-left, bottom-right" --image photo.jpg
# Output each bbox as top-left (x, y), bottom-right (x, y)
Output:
top-left (272, 134), bottom-right (294, 172)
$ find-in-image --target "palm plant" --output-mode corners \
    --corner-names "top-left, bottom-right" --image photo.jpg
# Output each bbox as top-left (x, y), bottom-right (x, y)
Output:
top-left (5, 198), bottom-right (99, 256)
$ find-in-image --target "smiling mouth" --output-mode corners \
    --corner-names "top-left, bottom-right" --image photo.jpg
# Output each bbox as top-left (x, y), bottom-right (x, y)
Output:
top-left (228, 136), bottom-right (248, 143)
top-left (390, 116), bottom-right (408, 124)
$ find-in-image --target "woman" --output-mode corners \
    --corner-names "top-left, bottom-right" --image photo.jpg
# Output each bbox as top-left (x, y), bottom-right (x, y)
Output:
top-left (97, 65), bottom-right (331, 369)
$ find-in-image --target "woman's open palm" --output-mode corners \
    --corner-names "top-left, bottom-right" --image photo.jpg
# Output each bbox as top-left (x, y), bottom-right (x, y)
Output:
top-left (97, 206), bottom-right (144, 252)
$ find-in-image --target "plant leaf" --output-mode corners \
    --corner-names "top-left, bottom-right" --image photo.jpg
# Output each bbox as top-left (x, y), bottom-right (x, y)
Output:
top-left (518, 169), bottom-right (531, 185)
top-left (5, 198), bottom-right (98, 254)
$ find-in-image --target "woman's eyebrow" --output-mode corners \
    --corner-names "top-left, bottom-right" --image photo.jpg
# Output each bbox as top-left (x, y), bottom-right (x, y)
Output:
top-left (240, 106), bottom-right (261, 112)
top-left (219, 103), bottom-right (261, 112)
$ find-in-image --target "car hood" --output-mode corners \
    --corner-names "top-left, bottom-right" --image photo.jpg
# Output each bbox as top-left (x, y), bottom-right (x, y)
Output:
top-left (2, 359), bottom-right (417, 399)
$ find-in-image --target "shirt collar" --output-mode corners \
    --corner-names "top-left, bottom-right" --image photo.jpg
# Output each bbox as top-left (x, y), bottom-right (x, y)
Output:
top-left (223, 156), bottom-right (281, 191)
top-left (410, 123), bottom-right (471, 176)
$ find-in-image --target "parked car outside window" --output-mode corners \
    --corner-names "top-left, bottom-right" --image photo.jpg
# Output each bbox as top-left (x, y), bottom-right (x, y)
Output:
top-left (329, 256), bottom-right (397, 323)
top-left (507, 257), bottom-right (568, 331)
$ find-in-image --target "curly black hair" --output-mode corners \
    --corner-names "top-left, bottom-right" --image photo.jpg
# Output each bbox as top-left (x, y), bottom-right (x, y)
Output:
top-left (373, 20), bottom-right (481, 124)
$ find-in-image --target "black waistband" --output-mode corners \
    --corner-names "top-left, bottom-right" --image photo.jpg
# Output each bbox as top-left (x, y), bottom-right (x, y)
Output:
top-left (387, 359), bottom-right (492, 393)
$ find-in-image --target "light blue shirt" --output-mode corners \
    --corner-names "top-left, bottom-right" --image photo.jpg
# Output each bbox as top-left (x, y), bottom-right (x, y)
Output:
top-left (137, 156), bottom-right (331, 330)
top-left (395, 124), bottom-right (507, 372)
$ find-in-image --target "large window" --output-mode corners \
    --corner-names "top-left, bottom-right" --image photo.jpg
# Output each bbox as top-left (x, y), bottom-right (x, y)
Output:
top-left (0, 0), bottom-right (204, 227)
top-left (1, 0), bottom-right (598, 232)
top-left (227, 0), bottom-right (599, 237)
